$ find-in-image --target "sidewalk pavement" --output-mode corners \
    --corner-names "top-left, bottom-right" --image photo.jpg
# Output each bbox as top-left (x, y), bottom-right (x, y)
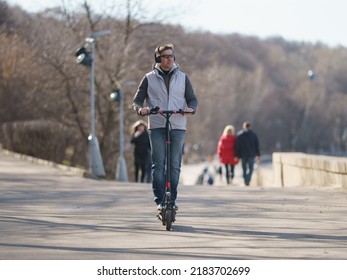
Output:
top-left (1, 150), bottom-right (347, 259)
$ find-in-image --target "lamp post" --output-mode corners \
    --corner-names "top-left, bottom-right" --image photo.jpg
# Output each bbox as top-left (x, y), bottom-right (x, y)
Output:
top-left (75, 30), bottom-right (111, 178)
top-left (110, 81), bottom-right (136, 182)
top-left (307, 69), bottom-right (318, 81)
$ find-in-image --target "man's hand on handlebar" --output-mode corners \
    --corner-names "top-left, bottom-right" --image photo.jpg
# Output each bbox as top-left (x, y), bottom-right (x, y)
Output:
top-left (183, 107), bottom-right (195, 114)
top-left (138, 107), bottom-right (150, 116)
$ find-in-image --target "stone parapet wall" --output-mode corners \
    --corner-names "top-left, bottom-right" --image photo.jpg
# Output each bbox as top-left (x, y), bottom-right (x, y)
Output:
top-left (273, 152), bottom-right (347, 187)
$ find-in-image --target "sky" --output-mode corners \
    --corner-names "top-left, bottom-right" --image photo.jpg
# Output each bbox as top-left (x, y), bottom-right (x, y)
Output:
top-left (5, 0), bottom-right (347, 48)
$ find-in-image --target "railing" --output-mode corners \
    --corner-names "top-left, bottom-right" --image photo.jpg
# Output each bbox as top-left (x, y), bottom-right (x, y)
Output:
top-left (272, 152), bottom-right (347, 187)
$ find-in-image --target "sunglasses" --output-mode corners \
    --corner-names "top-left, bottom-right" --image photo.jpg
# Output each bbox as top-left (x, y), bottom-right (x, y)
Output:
top-left (160, 54), bottom-right (174, 59)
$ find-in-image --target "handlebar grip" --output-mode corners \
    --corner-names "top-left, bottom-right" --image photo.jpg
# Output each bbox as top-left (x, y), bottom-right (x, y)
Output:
top-left (150, 106), bottom-right (160, 114)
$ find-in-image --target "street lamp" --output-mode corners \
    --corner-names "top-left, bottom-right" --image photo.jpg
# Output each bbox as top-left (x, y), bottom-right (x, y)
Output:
top-left (75, 30), bottom-right (111, 178)
top-left (307, 69), bottom-right (318, 80)
top-left (110, 81), bottom-right (136, 182)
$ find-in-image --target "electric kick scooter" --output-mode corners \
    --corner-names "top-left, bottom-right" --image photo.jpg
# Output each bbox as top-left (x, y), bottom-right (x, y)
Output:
top-left (149, 106), bottom-right (190, 231)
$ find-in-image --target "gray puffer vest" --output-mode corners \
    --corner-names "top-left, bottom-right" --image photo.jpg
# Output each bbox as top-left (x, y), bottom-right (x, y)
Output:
top-left (146, 64), bottom-right (188, 130)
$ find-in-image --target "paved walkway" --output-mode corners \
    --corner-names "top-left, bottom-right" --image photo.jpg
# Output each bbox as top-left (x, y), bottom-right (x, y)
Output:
top-left (1, 150), bottom-right (347, 259)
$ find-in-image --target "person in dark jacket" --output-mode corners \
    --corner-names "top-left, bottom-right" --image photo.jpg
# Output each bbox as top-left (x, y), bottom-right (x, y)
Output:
top-left (235, 121), bottom-right (260, 186)
top-left (130, 120), bottom-right (151, 183)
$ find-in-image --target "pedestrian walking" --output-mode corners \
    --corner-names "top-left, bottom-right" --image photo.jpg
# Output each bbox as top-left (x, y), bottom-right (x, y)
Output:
top-left (217, 125), bottom-right (238, 184)
top-left (235, 121), bottom-right (260, 186)
top-left (130, 120), bottom-right (151, 183)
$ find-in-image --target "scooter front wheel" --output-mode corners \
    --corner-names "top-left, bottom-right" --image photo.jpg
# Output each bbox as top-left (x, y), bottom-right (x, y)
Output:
top-left (165, 209), bottom-right (173, 231)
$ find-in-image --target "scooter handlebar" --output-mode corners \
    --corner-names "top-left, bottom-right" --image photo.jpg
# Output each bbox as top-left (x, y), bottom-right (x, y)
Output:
top-left (149, 107), bottom-right (194, 115)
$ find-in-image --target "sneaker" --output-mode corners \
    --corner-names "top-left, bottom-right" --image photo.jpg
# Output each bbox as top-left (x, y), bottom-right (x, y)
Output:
top-left (172, 202), bottom-right (178, 211)
top-left (156, 203), bottom-right (163, 210)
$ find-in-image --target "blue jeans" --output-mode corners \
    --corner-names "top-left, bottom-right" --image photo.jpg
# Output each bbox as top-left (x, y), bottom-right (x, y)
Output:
top-left (241, 157), bottom-right (255, 185)
top-left (148, 128), bottom-right (185, 205)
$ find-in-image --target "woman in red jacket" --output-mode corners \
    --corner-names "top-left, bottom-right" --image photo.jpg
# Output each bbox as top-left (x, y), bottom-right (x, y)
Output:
top-left (217, 125), bottom-right (238, 184)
